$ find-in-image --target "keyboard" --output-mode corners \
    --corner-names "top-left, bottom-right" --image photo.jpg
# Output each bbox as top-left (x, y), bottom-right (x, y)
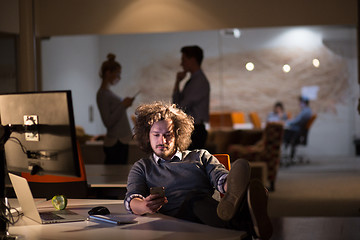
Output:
top-left (40, 212), bottom-right (64, 220)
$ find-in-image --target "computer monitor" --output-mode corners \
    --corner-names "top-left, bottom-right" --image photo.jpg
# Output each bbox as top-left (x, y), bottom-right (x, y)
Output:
top-left (0, 90), bottom-right (80, 178)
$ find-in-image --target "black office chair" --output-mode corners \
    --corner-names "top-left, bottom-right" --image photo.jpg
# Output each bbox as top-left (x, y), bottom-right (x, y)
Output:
top-left (283, 114), bottom-right (317, 166)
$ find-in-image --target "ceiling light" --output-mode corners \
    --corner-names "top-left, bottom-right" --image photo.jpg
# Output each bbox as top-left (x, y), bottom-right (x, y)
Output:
top-left (246, 62), bottom-right (255, 71)
top-left (312, 58), bottom-right (320, 68)
top-left (282, 64), bottom-right (291, 73)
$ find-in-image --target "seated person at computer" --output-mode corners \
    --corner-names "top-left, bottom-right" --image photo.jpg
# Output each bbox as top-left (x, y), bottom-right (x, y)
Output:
top-left (124, 102), bottom-right (273, 240)
top-left (283, 96), bottom-right (312, 146)
top-left (267, 101), bottom-right (288, 123)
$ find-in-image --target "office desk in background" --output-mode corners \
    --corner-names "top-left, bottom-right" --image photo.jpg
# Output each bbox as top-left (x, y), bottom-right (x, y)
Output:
top-left (85, 164), bottom-right (133, 199)
top-left (85, 164), bottom-right (132, 188)
top-left (7, 199), bottom-right (248, 240)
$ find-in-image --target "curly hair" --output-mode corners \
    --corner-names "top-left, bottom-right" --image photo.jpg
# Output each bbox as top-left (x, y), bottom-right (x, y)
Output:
top-left (133, 101), bottom-right (194, 153)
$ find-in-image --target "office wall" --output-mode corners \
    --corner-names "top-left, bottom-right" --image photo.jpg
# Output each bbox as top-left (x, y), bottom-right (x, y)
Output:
top-left (41, 25), bottom-right (358, 157)
top-left (0, 0), bottom-right (19, 34)
top-left (0, 36), bottom-right (17, 93)
top-left (41, 35), bottom-right (105, 135)
top-left (1, 0), bottom-right (357, 35)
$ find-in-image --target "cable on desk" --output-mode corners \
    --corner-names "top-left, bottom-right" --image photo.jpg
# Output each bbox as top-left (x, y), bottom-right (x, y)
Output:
top-left (0, 199), bottom-right (23, 226)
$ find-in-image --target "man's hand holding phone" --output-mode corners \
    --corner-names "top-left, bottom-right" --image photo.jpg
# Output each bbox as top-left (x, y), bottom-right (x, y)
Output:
top-left (150, 187), bottom-right (165, 197)
top-left (143, 187), bottom-right (167, 213)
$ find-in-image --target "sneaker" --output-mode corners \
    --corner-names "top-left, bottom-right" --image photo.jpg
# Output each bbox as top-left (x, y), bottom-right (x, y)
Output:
top-left (247, 179), bottom-right (273, 240)
top-left (217, 159), bottom-right (250, 221)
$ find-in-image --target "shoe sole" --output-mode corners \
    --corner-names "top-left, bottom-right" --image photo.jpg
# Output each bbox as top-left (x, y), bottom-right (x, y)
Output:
top-left (217, 159), bottom-right (250, 221)
top-left (247, 179), bottom-right (273, 240)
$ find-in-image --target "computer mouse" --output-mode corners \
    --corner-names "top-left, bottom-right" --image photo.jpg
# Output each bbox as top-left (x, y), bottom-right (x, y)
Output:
top-left (88, 206), bottom-right (110, 215)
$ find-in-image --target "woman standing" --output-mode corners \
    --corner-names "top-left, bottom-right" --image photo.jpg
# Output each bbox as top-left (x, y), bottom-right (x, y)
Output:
top-left (97, 53), bottom-right (134, 164)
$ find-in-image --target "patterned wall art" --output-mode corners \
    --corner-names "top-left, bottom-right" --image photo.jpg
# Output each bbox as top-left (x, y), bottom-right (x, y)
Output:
top-left (136, 45), bottom-right (348, 122)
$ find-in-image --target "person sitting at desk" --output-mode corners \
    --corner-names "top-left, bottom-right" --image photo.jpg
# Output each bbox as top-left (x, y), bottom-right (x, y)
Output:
top-left (267, 101), bottom-right (288, 123)
top-left (283, 96), bottom-right (312, 147)
top-left (125, 101), bottom-right (272, 240)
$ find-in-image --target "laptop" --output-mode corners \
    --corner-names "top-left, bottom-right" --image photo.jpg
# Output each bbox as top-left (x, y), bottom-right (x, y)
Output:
top-left (9, 173), bottom-right (87, 224)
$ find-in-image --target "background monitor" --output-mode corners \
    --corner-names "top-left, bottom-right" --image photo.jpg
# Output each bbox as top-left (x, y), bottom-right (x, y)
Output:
top-left (0, 90), bottom-right (80, 178)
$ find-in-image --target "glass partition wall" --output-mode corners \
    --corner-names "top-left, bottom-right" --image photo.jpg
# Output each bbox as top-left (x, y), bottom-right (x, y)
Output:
top-left (40, 25), bottom-right (358, 156)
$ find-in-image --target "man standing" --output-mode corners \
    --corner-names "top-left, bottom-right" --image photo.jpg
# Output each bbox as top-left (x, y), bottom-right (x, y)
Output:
top-left (172, 45), bottom-right (210, 150)
top-left (125, 102), bottom-right (272, 240)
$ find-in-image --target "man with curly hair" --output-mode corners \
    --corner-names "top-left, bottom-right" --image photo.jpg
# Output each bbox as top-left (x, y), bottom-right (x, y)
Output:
top-left (124, 102), bottom-right (272, 240)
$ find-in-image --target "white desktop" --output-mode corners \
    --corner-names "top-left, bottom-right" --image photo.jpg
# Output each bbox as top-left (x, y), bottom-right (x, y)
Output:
top-left (7, 198), bottom-right (247, 240)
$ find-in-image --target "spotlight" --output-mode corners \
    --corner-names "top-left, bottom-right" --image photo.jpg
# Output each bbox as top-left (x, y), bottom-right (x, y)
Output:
top-left (312, 58), bottom-right (320, 68)
top-left (246, 62), bottom-right (255, 71)
top-left (283, 64), bottom-right (291, 73)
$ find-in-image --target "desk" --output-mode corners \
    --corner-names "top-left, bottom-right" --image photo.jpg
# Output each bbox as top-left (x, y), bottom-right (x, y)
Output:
top-left (85, 164), bottom-right (132, 199)
top-left (7, 199), bottom-right (248, 240)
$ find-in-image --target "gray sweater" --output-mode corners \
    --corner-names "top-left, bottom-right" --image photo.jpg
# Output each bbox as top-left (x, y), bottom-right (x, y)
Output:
top-left (125, 149), bottom-right (228, 216)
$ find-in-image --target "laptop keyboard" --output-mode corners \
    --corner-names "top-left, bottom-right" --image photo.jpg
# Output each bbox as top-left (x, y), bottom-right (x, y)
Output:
top-left (40, 212), bottom-right (64, 220)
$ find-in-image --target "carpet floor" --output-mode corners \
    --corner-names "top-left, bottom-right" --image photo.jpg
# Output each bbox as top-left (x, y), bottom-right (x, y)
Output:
top-left (268, 156), bottom-right (360, 217)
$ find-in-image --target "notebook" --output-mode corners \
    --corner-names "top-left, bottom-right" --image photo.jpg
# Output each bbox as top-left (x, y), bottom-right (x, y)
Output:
top-left (8, 173), bottom-right (87, 224)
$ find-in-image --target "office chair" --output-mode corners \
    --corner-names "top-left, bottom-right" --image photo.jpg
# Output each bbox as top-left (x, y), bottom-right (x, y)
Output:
top-left (248, 112), bottom-right (262, 129)
top-left (283, 114), bottom-right (317, 165)
top-left (21, 142), bottom-right (89, 199)
top-left (213, 154), bottom-right (231, 171)
top-left (213, 154), bottom-right (230, 198)
top-left (231, 112), bottom-right (246, 125)
top-left (209, 112), bottom-right (233, 128)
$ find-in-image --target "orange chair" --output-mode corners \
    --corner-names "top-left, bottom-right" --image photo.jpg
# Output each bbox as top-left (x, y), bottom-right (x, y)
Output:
top-left (21, 142), bottom-right (88, 199)
top-left (306, 114), bottom-right (317, 130)
top-left (209, 112), bottom-right (233, 128)
top-left (213, 153), bottom-right (231, 170)
top-left (249, 112), bottom-right (262, 129)
top-left (286, 112), bottom-right (292, 119)
top-left (231, 112), bottom-right (246, 125)
top-left (213, 154), bottom-right (231, 198)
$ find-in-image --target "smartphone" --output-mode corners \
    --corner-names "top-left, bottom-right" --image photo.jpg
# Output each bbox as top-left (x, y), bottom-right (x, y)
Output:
top-left (133, 90), bottom-right (141, 98)
top-left (150, 187), bottom-right (165, 197)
